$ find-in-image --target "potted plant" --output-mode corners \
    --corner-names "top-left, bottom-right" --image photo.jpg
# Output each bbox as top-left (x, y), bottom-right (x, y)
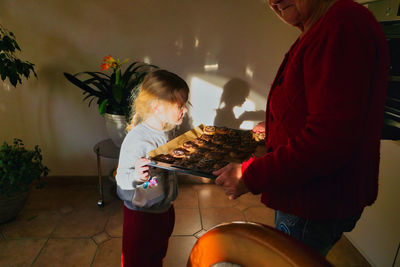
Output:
top-left (64, 55), bottom-right (157, 147)
top-left (0, 26), bottom-right (37, 87)
top-left (0, 139), bottom-right (49, 223)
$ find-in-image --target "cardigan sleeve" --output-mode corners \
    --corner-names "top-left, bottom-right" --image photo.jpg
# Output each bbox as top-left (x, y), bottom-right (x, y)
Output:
top-left (242, 19), bottom-right (382, 192)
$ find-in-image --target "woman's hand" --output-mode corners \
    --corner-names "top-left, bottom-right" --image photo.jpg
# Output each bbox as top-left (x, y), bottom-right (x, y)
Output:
top-left (135, 157), bottom-right (151, 182)
top-left (213, 163), bottom-right (249, 200)
top-left (253, 121), bottom-right (266, 133)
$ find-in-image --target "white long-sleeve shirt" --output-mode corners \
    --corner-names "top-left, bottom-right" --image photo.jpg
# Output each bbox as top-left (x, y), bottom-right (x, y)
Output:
top-left (116, 123), bottom-right (177, 213)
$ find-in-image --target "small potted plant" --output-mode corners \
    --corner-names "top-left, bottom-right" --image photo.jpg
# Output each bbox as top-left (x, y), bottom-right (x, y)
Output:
top-left (0, 26), bottom-right (37, 87)
top-left (64, 55), bottom-right (157, 147)
top-left (0, 139), bottom-right (49, 223)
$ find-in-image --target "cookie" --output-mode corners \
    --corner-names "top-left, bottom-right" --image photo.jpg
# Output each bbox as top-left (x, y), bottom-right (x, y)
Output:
top-left (253, 131), bottom-right (266, 142)
top-left (229, 150), bottom-right (248, 160)
top-left (203, 125), bottom-right (216, 135)
top-left (240, 130), bottom-right (253, 141)
top-left (202, 142), bottom-right (219, 150)
top-left (192, 137), bottom-right (207, 147)
top-left (196, 158), bottom-right (216, 171)
top-left (216, 126), bottom-right (229, 135)
top-left (196, 147), bottom-right (211, 155)
top-left (170, 148), bottom-right (189, 158)
top-left (213, 160), bottom-right (229, 170)
top-left (182, 141), bottom-right (199, 152)
top-left (211, 134), bottom-right (227, 145)
top-left (227, 129), bottom-right (241, 138)
top-left (151, 154), bottom-right (175, 164)
top-left (184, 152), bottom-right (203, 162)
top-left (222, 143), bottom-right (233, 151)
top-left (204, 151), bottom-right (224, 160)
top-left (200, 134), bottom-right (213, 142)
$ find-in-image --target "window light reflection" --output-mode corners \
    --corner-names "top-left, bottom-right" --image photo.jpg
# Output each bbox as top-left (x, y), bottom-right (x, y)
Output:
top-left (204, 64), bottom-right (219, 71)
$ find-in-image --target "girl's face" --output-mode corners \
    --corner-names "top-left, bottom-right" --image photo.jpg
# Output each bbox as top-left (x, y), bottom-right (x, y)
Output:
top-left (156, 102), bottom-right (188, 126)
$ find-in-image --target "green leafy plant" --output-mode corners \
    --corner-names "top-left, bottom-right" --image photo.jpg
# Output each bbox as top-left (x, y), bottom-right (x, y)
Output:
top-left (0, 26), bottom-right (37, 87)
top-left (64, 55), bottom-right (157, 121)
top-left (0, 139), bottom-right (49, 196)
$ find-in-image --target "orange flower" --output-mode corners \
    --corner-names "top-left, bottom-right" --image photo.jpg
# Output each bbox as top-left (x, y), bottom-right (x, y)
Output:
top-left (101, 63), bottom-right (110, 71)
top-left (101, 55), bottom-right (117, 71)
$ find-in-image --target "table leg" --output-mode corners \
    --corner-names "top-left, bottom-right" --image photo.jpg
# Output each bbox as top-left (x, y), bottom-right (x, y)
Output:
top-left (96, 149), bottom-right (104, 207)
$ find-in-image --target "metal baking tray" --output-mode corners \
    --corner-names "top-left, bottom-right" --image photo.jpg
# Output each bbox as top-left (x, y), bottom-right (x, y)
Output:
top-left (147, 161), bottom-right (217, 180)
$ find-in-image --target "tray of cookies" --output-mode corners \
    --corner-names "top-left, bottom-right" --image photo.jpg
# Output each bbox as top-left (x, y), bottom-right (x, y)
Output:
top-left (147, 125), bottom-right (266, 179)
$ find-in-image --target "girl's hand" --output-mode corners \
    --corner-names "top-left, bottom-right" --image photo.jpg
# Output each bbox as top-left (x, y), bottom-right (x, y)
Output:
top-left (135, 157), bottom-right (151, 182)
top-left (253, 121), bottom-right (266, 133)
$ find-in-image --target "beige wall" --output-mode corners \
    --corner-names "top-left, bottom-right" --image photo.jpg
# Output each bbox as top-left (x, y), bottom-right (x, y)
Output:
top-left (0, 0), bottom-right (298, 175)
top-left (346, 141), bottom-right (400, 267)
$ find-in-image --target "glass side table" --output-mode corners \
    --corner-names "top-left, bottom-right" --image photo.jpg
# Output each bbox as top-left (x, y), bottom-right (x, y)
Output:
top-left (93, 139), bottom-right (120, 207)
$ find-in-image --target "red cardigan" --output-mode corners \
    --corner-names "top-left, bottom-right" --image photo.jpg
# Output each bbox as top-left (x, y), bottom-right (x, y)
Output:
top-left (242, 0), bottom-right (389, 220)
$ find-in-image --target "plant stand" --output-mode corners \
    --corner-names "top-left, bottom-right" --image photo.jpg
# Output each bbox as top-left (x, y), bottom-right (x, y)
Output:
top-left (93, 139), bottom-right (120, 207)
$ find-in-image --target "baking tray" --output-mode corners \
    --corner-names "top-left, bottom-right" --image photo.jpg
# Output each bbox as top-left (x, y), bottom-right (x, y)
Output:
top-left (146, 124), bottom-right (266, 179)
top-left (147, 161), bottom-right (217, 180)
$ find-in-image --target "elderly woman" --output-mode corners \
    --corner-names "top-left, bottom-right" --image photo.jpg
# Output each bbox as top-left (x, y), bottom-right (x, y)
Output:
top-left (214, 0), bottom-right (389, 256)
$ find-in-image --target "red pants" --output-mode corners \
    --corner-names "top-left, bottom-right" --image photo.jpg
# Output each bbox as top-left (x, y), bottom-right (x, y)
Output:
top-left (121, 205), bottom-right (175, 267)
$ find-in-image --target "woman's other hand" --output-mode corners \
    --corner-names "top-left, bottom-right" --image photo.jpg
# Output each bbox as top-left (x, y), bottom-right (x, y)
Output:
top-left (253, 121), bottom-right (266, 133)
top-left (135, 157), bottom-right (151, 182)
top-left (213, 163), bottom-right (249, 200)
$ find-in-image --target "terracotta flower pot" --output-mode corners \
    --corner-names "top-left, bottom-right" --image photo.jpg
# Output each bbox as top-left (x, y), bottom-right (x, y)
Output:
top-left (0, 190), bottom-right (30, 224)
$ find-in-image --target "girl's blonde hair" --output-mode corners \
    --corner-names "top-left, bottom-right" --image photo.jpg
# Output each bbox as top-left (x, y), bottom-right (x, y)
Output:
top-left (126, 69), bottom-right (189, 131)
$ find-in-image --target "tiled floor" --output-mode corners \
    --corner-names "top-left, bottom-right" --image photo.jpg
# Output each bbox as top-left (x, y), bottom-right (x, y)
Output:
top-left (0, 176), bottom-right (371, 267)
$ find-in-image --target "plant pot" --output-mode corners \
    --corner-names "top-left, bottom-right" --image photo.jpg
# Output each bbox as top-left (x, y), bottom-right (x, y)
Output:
top-left (0, 190), bottom-right (30, 224)
top-left (105, 113), bottom-right (127, 148)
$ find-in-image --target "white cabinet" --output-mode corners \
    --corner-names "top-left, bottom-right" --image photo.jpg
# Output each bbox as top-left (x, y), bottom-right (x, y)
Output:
top-left (346, 141), bottom-right (400, 267)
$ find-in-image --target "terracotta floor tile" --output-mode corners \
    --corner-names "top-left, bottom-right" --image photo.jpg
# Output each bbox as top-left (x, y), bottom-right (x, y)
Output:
top-left (92, 238), bottom-right (122, 267)
top-left (233, 203), bottom-right (249, 212)
top-left (173, 208), bottom-right (202, 235)
top-left (33, 238), bottom-right (97, 267)
top-left (2, 179), bottom-right (372, 267)
top-left (52, 208), bottom-right (109, 238)
top-left (200, 207), bottom-right (245, 230)
top-left (164, 236), bottom-right (197, 267)
top-left (244, 206), bottom-right (275, 227)
top-left (194, 229), bottom-right (207, 239)
top-left (237, 192), bottom-right (264, 208)
top-left (327, 236), bottom-right (372, 267)
top-left (92, 231), bottom-right (111, 245)
top-left (105, 204), bottom-right (123, 238)
top-left (174, 185), bottom-right (198, 208)
top-left (196, 184), bottom-right (239, 208)
top-left (65, 187), bottom-right (105, 210)
top-left (2, 209), bottom-right (61, 239)
top-left (26, 183), bottom-right (117, 211)
top-left (24, 187), bottom-right (72, 210)
top-left (0, 239), bottom-right (46, 266)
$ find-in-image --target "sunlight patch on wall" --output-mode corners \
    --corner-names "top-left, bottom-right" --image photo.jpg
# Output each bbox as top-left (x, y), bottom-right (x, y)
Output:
top-left (245, 66), bottom-right (254, 79)
top-left (143, 56), bottom-right (151, 64)
top-left (233, 100), bottom-right (257, 130)
top-left (204, 64), bottom-right (219, 71)
top-left (189, 77), bottom-right (223, 126)
top-left (1, 81), bottom-right (11, 91)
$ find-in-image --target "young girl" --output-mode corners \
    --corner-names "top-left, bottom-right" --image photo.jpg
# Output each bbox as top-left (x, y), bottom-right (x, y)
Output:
top-left (116, 69), bottom-right (189, 267)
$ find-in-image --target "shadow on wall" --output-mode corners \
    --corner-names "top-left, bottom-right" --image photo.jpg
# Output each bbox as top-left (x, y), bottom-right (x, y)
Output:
top-left (214, 78), bottom-right (265, 129)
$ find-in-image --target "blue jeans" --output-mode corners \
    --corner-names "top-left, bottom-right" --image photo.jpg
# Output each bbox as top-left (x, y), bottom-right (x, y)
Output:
top-left (275, 210), bottom-right (361, 257)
